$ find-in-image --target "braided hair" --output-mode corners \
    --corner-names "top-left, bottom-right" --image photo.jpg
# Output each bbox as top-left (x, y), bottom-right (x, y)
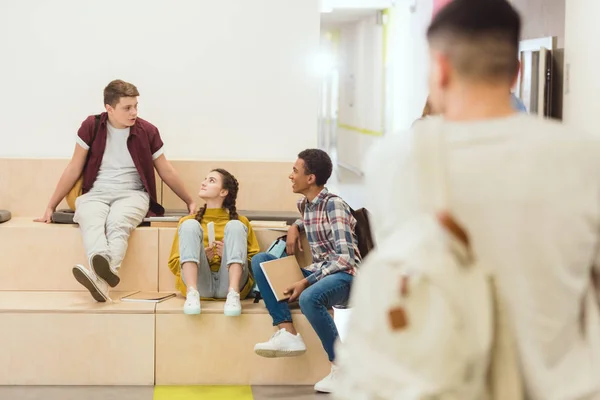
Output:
top-left (195, 168), bottom-right (240, 223)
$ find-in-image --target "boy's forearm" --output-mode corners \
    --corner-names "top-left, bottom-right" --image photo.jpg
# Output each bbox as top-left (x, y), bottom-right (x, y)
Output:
top-left (47, 164), bottom-right (82, 210)
top-left (160, 165), bottom-right (193, 205)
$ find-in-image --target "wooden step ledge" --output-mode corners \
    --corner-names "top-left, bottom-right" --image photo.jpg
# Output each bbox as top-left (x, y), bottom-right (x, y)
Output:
top-left (156, 296), bottom-right (302, 315)
top-left (0, 291), bottom-right (331, 385)
top-left (0, 291), bottom-right (156, 384)
top-left (0, 218), bottom-right (159, 292)
top-left (155, 309), bottom-right (330, 385)
top-left (0, 291), bottom-right (156, 314)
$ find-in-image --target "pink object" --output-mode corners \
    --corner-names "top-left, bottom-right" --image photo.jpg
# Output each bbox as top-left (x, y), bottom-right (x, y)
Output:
top-left (433, 0), bottom-right (453, 16)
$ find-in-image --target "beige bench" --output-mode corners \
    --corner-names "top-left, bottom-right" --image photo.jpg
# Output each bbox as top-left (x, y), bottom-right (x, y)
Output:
top-left (0, 158), bottom-right (327, 386)
top-left (0, 159), bottom-right (301, 217)
top-left (0, 217), bottom-right (326, 386)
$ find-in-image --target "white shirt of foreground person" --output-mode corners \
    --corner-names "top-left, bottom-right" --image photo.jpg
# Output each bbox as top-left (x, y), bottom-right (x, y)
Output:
top-left (365, 114), bottom-right (600, 400)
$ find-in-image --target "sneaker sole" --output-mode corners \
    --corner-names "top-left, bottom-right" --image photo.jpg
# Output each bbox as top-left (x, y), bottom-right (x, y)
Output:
top-left (92, 254), bottom-right (120, 288)
top-left (72, 267), bottom-right (107, 303)
top-left (254, 348), bottom-right (306, 358)
top-left (184, 307), bottom-right (201, 315)
top-left (314, 386), bottom-right (333, 394)
top-left (224, 308), bottom-right (242, 317)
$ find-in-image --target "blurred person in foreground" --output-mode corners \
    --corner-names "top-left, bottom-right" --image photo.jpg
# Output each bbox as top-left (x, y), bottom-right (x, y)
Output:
top-left (363, 0), bottom-right (600, 399)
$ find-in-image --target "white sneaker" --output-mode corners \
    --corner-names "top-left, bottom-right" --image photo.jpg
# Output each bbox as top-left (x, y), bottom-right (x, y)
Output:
top-left (224, 289), bottom-right (242, 317)
top-left (72, 264), bottom-right (110, 302)
top-left (314, 364), bottom-right (339, 393)
top-left (90, 253), bottom-right (120, 288)
top-left (184, 288), bottom-right (201, 315)
top-left (254, 329), bottom-right (307, 358)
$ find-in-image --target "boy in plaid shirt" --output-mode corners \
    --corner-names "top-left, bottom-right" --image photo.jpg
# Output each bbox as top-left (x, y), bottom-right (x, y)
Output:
top-left (251, 149), bottom-right (361, 393)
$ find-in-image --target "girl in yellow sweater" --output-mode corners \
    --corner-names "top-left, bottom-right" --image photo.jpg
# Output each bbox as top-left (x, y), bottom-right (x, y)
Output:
top-left (168, 169), bottom-right (259, 316)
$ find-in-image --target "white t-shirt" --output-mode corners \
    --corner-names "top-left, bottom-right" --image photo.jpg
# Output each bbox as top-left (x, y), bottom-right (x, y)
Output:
top-left (77, 122), bottom-right (146, 192)
top-left (365, 114), bottom-right (600, 400)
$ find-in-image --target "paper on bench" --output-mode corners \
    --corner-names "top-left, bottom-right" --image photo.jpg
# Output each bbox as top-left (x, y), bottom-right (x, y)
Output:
top-left (143, 216), bottom-right (181, 222)
top-left (120, 292), bottom-right (176, 303)
top-left (260, 256), bottom-right (305, 302)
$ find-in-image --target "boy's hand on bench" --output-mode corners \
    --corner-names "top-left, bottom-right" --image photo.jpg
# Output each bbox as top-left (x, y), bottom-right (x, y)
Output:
top-left (34, 207), bottom-right (55, 224)
top-left (286, 225), bottom-right (303, 255)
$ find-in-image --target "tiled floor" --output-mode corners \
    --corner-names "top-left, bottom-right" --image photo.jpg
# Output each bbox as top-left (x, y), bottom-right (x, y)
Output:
top-left (0, 386), bottom-right (328, 400)
top-left (252, 386), bottom-right (326, 400)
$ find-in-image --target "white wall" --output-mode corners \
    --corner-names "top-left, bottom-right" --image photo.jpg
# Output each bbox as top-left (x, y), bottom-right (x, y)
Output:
top-left (336, 13), bottom-right (384, 172)
top-left (334, 0), bottom-right (433, 173)
top-left (563, 0), bottom-right (600, 132)
top-left (0, 0), bottom-right (319, 160)
top-left (389, 0), bottom-right (433, 133)
top-left (323, 0), bottom-right (394, 8)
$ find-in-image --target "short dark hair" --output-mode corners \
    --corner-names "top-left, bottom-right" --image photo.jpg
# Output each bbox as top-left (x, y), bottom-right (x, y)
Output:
top-left (298, 149), bottom-right (333, 187)
top-left (427, 0), bottom-right (521, 83)
top-left (104, 79), bottom-right (139, 107)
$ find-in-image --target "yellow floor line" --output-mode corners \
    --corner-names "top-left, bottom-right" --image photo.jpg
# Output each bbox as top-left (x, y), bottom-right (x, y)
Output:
top-left (154, 386), bottom-right (253, 400)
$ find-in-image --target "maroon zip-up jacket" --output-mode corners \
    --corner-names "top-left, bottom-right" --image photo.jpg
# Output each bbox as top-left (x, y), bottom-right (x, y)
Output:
top-left (77, 112), bottom-right (165, 217)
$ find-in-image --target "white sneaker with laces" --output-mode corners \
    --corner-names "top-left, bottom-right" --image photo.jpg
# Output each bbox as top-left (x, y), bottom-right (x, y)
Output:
top-left (254, 328), bottom-right (307, 358)
top-left (224, 289), bottom-right (242, 317)
top-left (314, 364), bottom-right (339, 393)
top-left (72, 264), bottom-right (110, 302)
top-left (184, 288), bottom-right (201, 315)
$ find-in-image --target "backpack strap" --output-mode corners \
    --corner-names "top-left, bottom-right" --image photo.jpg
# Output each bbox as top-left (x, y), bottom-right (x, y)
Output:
top-left (90, 114), bottom-right (100, 141)
top-left (82, 115), bottom-right (102, 169)
top-left (91, 114), bottom-right (101, 145)
top-left (84, 115), bottom-right (101, 156)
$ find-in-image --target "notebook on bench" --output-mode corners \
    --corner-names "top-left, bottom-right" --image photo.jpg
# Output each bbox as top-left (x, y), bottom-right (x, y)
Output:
top-left (120, 292), bottom-right (176, 303)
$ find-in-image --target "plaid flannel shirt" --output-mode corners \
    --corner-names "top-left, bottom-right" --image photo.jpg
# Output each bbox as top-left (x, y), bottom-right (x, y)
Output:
top-left (294, 188), bottom-right (361, 285)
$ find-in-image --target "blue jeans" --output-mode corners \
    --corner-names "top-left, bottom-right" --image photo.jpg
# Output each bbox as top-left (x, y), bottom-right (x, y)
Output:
top-left (251, 252), bottom-right (353, 362)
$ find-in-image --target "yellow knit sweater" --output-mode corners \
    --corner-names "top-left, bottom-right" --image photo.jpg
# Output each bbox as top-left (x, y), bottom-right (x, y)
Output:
top-left (168, 209), bottom-right (260, 299)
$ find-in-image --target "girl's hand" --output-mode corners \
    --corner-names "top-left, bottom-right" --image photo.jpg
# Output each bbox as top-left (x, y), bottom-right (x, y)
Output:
top-left (215, 241), bottom-right (224, 258)
top-left (205, 245), bottom-right (215, 261)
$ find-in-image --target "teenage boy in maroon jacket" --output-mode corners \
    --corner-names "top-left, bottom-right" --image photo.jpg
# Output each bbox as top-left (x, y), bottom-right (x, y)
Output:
top-left (36, 80), bottom-right (195, 302)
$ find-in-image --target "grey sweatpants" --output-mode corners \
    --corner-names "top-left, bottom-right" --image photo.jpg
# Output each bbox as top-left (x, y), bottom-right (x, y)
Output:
top-left (178, 218), bottom-right (249, 298)
top-left (73, 189), bottom-right (150, 269)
